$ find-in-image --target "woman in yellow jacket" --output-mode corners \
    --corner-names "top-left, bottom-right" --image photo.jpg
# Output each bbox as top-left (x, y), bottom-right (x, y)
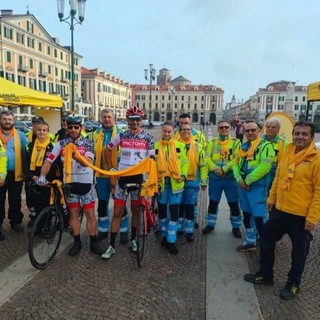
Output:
top-left (177, 123), bottom-right (208, 242)
top-left (154, 121), bottom-right (189, 254)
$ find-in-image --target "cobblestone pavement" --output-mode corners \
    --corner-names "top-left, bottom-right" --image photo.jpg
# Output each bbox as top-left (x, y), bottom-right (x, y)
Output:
top-left (0, 126), bottom-right (319, 319)
top-left (0, 197), bottom-right (208, 320)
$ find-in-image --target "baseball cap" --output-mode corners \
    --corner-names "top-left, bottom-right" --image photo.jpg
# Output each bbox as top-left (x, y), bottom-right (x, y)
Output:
top-left (32, 116), bottom-right (44, 123)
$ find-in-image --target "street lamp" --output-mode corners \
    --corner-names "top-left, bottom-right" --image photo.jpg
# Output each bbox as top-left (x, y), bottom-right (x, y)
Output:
top-left (57, 0), bottom-right (86, 113)
top-left (168, 87), bottom-right (175, 120)
top-left (144, 64), bottom-right (156, 127)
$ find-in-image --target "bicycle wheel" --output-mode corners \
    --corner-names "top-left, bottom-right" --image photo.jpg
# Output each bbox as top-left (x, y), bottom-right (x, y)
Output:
top-left (136, 205), bottom-right (146, 267)
top-left (28, 206), bottom-right (63, 269)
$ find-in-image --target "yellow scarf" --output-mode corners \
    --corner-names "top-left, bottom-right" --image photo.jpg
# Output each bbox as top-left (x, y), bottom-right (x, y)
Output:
top-left (0, 128), bottom-right (23, 181)
top-left (30, 137), bottom-right (51, 171)
top-left (218, 136), bottom-right (232, 159)
top-left (64, 143), bottom-right (158, 196)
top-left (94, 126), bottom-right (117, 178)
top-left (157, 139), bottom-right (181, 180)
top-left (49, 179), bottom-right (66, 206)
top-left (237, 136), bottom-right (262, 161)
top-left (179, 137), bottom-right (197, 181)
top-left (282, 142), bottom-right (316, 190)
top-left (277, 138), bottom-right (283, 162)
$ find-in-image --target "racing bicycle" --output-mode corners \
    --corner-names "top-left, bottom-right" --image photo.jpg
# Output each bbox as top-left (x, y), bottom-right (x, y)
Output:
top-left (28, 180), bottom-right (83, 269)
top-left (123, 182), bottom-right (158, 267)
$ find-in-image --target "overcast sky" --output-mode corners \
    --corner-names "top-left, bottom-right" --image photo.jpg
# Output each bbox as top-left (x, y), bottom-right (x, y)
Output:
top-left (5, 0), bottom-right (320, 103)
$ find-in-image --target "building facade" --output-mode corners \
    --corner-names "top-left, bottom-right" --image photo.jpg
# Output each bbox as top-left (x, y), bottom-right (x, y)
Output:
top-left (132, 68), bottom-right (224, 125)
top-left (81, 67), bottom-right (132, 120)
top-left (0, 9), bottom-right (82, 118)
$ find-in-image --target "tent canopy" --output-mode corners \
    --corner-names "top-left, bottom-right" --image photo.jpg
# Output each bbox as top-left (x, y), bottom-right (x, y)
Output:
top-left (0, 77), bottom-right (62, 108)
top-left (307, 81), bottom-right (320, 102)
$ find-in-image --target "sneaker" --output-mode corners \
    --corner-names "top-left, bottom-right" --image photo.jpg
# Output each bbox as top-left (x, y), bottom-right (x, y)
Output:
top-left (90, 241), bottom-right (105, 255)
top-left (11, 223), bottom-right (24, 232)
top-left (203, 225), bottom-right (215, 234)
top-left (129, 239), bottom-right (137, 252)
top-left (186, 233), bottom-right (194, 242)
top-left (167, 242), bottom-right (178, 255)
top-left (236, 243), bottom-right (257, 252)
top-left (102, 245), bottom-right (116, 259)
top-left (95, 231), bottom-right (108, 242)
top-left (244, 273), bottom-right (274, 286)
top-left (69, 241), bottom-right (82, 256)
top-left (120, 232), bottom-right (129, 244)
top-left (280, 282), bottom-right (300, 300)
top-left (232, 227), bottom-right (242, 238)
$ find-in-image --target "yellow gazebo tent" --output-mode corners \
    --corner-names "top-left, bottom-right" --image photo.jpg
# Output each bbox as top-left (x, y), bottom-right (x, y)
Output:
top-left (0, 77), bottom-right (62, 108)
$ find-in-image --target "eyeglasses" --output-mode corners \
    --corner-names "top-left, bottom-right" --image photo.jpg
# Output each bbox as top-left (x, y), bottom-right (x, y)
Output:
top-left (68, 125), bottom-right (80, 130)
top-left (244, 128), bottom-right (257, 133)
top-left (218, 126), bottom-right (230, 130)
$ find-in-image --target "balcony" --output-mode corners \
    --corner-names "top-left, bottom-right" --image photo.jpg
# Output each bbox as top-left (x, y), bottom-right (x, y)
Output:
top-left (39, 70), bottom-right (48, 77)
top-left (18, 64), bottom-right (29, 73)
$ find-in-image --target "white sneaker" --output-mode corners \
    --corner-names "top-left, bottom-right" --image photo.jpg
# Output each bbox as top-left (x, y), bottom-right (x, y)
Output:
top-left (129, 239), bottom-right (137, 252)
top-left (101, 245), bottom-right (116, 259)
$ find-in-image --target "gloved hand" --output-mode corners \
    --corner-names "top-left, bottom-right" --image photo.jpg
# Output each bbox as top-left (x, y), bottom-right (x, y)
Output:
top-left (37, 175), bottom-right (47, 186)
top-left (110, 168), bottom-right (117, 172)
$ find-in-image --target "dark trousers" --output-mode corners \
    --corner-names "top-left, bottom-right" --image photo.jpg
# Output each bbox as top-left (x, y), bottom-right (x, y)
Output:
top-left (259, 207), bottom-right (313, 285)
top-left (0, 171), bottom-right (24, 226)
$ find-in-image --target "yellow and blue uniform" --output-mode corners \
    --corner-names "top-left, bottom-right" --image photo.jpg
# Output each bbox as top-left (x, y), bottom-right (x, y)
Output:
top-left (178, 140), bottom-right (207, 235)
top-left (261, 134), bottom-right (289, 191)
top-left (155, 139), bottom-right (189, 244)
top-left (92, 125), bottom-right (129, 235)
top-left (233, 139), bottom-right (275, 246)
top-left (205, 135), bottom-right (242, 230)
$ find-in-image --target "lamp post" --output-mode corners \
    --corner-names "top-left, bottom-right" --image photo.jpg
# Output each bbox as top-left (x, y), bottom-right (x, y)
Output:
top-left (144, 64), bottom-right (156, 128)
top-left (57, 0), bottom-right (86, 113)
top-left (168, 87), bottom-right (175, 121)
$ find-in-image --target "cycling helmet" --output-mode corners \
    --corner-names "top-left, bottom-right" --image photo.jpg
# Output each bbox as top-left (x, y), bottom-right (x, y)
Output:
top-left (126, 106), bottom-right (144, 119)
top-left (66, 114), bottom-right (83, 125)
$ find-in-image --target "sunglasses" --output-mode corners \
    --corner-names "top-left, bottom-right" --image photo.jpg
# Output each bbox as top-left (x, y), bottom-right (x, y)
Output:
top-left (219, 126), bottom-right (230, 130)
top-left (68, 125), bottom-right (80, 130)
top-left (244, 128), bottom-right (257, 133)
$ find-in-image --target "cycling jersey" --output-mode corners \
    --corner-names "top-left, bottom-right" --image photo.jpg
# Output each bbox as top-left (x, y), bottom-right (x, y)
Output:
top-left (107, 129), bottom-right (155, 170)
top-left (47, 137), bottom-right (94, 184)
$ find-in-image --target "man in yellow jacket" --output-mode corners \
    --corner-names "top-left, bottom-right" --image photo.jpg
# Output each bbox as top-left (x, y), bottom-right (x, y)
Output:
top-left (244, 121), bottom-right (320, 300)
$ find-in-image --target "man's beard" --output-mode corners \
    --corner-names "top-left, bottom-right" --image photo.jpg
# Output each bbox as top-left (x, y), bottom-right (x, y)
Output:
top-left (1, 123), bottom-right (13, 131)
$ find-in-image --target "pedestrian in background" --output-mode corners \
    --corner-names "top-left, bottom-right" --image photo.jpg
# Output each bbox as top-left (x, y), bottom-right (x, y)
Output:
top-left (244, 121), bottom-right (320, 300)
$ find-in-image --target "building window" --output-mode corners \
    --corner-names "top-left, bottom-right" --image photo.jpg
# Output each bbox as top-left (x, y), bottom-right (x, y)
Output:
top-left (54, 49), bottom-right (57, 58)
top-left (47, 46), bottom-right (51, 55)
top-left (27, 21), bottom-right (34, 33)
top-left (302, 96), bottom-right (306, 102)
top-left (4, 27), bottom-right (13, 39)
top-left (38, 42), bottom-right (42, 52)
top-left (60, 52), bottom-right (63, 60)
top-left (18, 75), bottom-right (26, 86)
top-left (16, 33), bottom-right (24, 44)
top-left (295, 96), bottom-right (298, 102)
top-left (29, 59), bottom-right (33, 69)
top-left (294, 104), bottom-right (299, 110)
top-left (48, 65), bottom-right (52, 74)
top-left (27, 37), bottom-right (35, 48)
top-left (162, 103), bottom-right (164, 109)
top-left (6, 51), bottom-right (11, 63)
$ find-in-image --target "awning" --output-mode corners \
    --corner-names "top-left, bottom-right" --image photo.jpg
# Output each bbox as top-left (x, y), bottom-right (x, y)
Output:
top-left (307, 81), bottom-right (320, 102)
top-left (0, 77), bottom-right (62, 108)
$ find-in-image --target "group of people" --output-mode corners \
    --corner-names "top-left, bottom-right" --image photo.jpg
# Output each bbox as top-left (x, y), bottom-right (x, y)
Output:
top-left (0, 106), bottom-right (318, 301)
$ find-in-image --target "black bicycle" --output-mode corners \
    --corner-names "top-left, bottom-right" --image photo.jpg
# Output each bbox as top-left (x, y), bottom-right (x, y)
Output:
top-left (28, 180), bottom-right (83, 269)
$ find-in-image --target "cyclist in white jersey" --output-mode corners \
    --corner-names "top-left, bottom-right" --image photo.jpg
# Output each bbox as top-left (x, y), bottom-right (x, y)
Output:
top-left (102, 106), bottom-right (155, 259)
top-left (37, 115), bottom-right (104, 257)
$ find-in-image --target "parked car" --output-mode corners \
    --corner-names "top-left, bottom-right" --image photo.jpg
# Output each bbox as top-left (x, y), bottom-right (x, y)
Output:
top-left (152, 121), bottom-right (164, 126)
top-left (14, 120), bottom-right (31, 133)
top-left (21, 121), bottom-right (33, 130)
top-left (116, 121), bottom-right (127, 130)
top-left (141, 120), bottom-right (149, 127)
